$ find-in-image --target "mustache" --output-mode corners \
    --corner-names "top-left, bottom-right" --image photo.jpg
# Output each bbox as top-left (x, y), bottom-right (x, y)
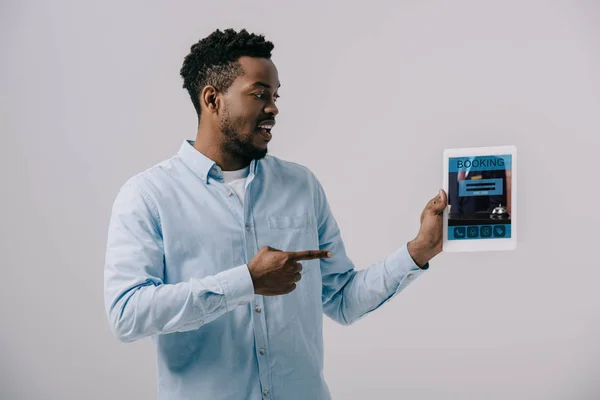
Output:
top-left (256, 116), bottom-right (276, 125)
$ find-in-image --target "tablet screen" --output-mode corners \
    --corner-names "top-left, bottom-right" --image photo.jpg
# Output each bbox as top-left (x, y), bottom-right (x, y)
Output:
top-left (447, 154), bottom-right (513, 241)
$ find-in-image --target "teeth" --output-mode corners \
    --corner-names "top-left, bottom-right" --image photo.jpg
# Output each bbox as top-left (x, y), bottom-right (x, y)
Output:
top-left (258, 120), bottom-right (275, 129)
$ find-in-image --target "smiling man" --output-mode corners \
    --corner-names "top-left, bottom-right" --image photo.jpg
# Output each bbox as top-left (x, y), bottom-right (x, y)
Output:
top-left (104, 28), bottom-right (447, 400)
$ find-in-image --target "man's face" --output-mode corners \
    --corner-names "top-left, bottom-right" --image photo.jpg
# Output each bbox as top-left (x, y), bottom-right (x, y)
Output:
top-left (218, 56), bottom-right (280, 163)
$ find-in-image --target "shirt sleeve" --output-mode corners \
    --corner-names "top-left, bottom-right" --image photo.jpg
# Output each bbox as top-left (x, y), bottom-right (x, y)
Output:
top-left (310, 172), bottom-right (428, 326)
top-left (103, 179), bottom-right (255, 343)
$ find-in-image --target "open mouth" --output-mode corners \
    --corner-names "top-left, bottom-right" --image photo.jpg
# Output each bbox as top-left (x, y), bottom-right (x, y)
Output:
top-left (257, 120), bottom-right (275, 141)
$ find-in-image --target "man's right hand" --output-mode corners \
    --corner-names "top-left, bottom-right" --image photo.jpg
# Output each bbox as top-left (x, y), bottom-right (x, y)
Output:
top-left (247, 246), bottom-right (332, 296)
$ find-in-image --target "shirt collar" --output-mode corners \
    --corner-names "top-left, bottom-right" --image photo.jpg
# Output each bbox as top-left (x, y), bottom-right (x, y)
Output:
top-left (177, 140), bottom-right (258, 184)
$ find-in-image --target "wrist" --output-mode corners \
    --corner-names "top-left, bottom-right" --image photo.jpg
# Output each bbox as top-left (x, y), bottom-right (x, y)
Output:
top-left (407, 239), bottom-right (434, 268)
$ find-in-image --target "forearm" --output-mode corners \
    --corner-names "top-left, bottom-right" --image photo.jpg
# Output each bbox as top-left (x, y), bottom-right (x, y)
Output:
top-left (312, 172), bottom-right (428, 326)
top-left (322, 244), bottom-right (425, 326)
top-left (106, 264), bottom-right (254, 342)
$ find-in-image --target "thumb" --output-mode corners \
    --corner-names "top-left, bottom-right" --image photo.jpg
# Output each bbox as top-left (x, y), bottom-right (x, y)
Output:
top-left (429, 189), bottom-right (447, 214)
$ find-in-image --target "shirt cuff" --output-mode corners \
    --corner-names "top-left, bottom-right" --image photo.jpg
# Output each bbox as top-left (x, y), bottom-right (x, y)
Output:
top-left (217, 264), bottom-right (255, 311)
top-left (383, 244), bottom-right (428, 285)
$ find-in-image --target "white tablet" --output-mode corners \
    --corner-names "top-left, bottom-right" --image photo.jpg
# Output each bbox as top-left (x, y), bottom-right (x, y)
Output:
top-left (442, 146), bottom-right (517, 252)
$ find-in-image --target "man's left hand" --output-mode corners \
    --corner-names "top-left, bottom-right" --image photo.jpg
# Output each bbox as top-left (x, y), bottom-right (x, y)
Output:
top-left (408, 189), bottom-right (448, 268)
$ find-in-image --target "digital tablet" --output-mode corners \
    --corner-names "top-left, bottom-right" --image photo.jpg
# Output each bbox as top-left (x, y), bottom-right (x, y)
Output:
top-left (442, 146), bottom-right (517, 252)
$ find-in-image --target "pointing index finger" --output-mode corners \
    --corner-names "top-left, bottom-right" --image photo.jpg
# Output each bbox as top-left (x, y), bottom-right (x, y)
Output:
top-left (288, 250), bottom-right (332, 261)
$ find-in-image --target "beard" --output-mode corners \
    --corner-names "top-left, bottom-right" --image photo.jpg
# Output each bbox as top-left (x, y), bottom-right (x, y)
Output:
top-left (220, 106), bottom-right (268, 164)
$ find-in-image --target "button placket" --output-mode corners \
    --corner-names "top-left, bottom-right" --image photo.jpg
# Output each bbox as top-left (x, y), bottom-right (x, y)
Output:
top-left (237, 170), bottom-right (274, 397)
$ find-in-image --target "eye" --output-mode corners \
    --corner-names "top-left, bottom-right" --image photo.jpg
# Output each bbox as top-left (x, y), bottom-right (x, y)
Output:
top-left (253, 92), bottom-right (279, 102)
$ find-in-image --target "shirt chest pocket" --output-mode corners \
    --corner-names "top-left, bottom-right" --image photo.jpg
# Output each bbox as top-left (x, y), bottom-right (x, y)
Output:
top-left (267, 214), bottom-right (315, 250)
top-left (264, 214), bottom-right (321, 334)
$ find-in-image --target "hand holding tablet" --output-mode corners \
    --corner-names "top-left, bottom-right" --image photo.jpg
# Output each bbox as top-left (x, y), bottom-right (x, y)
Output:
top-left (442, 146), bottom-right (517, 252)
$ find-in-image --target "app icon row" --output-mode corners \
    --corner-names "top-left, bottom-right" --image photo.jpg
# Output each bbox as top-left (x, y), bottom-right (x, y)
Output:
top-left (453, 225), bottom-right (506, 238)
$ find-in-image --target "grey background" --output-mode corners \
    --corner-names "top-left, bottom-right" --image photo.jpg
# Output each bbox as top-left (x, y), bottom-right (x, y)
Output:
top-left (2, 0), bottom-right (599, 399)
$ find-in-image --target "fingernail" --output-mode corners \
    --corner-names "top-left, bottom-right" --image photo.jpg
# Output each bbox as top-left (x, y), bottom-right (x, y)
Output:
top-left (327, 252), bottom-right (332, 257)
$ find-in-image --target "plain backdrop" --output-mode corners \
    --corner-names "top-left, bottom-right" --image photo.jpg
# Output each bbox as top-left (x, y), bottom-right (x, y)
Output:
top-left (2, 1), bottom-right (599, 399)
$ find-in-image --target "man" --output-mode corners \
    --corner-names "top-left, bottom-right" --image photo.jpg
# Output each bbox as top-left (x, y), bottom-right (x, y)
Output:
top-left (104, 28), bottom-right (447, 400)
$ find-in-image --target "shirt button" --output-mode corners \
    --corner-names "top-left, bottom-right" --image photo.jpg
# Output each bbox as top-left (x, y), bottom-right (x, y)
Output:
top-left (245, 225), bottom-right (250, 231)
top-left (255, 306), bottom-right (261, 313)
top-left (199, 320), bottom-right (204, 325)
top-left (407, 274), bottom-right (413, 279)
top-left (263, 389), bottom-right (269, 396)
top-left (226, 190), bottom-right (232, 196)
top-left (259, 348), bottom-right (265, 355)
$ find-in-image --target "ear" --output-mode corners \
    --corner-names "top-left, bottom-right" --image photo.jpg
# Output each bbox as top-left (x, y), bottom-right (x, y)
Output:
top-left (200, 85), bottom-right (221, 114)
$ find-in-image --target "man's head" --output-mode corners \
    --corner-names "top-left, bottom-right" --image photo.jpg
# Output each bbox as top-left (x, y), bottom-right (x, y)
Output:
top-left (180, 29), bottom-right (280, 164)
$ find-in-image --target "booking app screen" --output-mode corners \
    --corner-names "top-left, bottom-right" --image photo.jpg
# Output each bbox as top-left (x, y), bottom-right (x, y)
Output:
top-left (447, 154), bottom-right (512, 240)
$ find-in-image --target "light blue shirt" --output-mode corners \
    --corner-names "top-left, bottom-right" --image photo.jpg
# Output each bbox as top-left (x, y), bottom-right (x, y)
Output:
top-left (104, 140), bottom-right (428, 400)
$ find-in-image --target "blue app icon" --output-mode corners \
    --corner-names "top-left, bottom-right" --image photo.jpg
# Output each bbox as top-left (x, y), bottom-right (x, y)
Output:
top-left (454, 227), bottom-right (466, 239)
top-left (480, 225), bottom-right (492, 238)
top-left (467, 226), bottom-right (479, 238)
top-left (493, 225), bottom-right (506, 237)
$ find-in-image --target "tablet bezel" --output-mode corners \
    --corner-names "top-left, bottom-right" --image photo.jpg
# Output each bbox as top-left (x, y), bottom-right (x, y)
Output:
top-left (442, 145), bottom-right (517, 252)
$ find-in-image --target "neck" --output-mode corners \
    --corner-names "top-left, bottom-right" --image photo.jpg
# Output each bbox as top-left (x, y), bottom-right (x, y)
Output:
top-left (193, 124), bottom-right (250, 171)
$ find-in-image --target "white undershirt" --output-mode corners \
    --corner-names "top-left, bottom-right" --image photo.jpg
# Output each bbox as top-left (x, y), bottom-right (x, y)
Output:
top-left (222, 166), bottom-right (250, 205)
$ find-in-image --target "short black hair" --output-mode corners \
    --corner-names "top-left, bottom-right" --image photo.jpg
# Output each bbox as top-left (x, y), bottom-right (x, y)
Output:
top-left (180, 28), bottom-right (275, 117)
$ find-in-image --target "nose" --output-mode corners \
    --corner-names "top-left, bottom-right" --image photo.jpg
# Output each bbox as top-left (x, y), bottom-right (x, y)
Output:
top-left (264, 99), bottom-right (279, 116)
